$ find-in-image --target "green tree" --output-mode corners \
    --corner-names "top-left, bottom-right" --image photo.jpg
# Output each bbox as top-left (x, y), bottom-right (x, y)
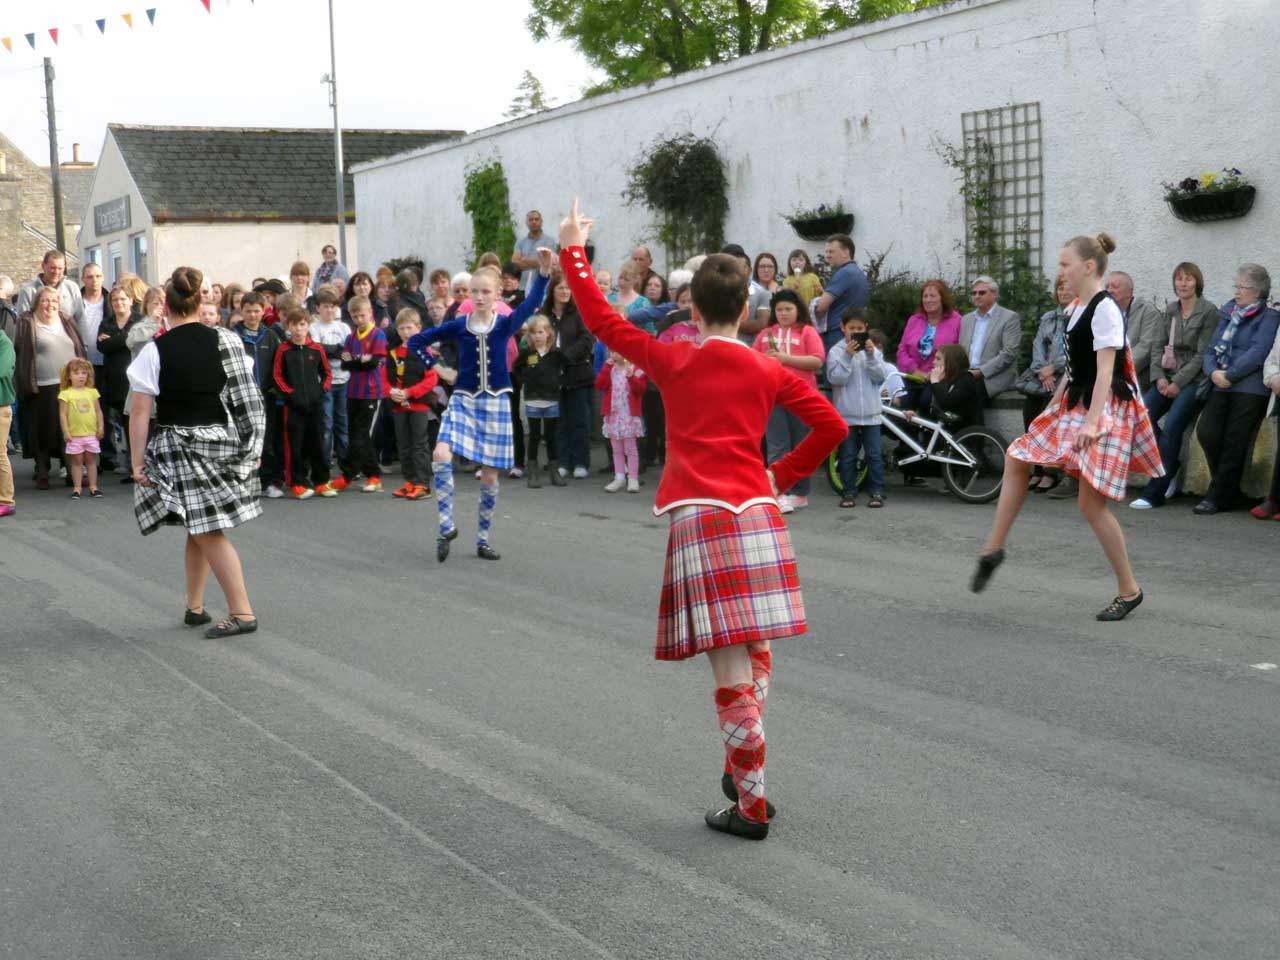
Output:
top-left (505, 70), bottom-right (555, 120)
top-left (528, 0), bottom-right (948, 92)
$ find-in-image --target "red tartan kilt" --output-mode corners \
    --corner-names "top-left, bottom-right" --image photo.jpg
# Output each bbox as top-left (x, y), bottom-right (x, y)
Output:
top-left (656, 503), bottom-right (807, 661)
top-left (1008, 388), bottom-right (1164, 502)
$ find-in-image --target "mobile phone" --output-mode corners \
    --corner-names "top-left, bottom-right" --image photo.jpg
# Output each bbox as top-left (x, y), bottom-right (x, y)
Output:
top-left (850, 331), bottom-right (869, 347)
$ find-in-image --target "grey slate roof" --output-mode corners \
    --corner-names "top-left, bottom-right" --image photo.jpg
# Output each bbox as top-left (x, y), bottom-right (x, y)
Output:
top-left (56, 167), bottom-right (95, 226)
top-left (108, 124), bottom-right (461, 222)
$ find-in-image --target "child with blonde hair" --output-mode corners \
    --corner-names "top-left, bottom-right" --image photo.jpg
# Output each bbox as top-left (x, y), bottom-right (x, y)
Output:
top-left (58, 358), bottom-right (105, 499)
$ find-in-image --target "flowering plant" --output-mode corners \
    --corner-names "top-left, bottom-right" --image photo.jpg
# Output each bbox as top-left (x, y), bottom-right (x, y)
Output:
top-left (1162, 168), bottom-right (1250, 201)
top-left (788, 201), bottom-right (848, 221)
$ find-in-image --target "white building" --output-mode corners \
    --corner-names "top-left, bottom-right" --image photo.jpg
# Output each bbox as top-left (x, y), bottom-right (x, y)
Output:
top-left (353, 0), bottom-right (1277, 306)
top-left (79, 124), bottom-right (460, 287)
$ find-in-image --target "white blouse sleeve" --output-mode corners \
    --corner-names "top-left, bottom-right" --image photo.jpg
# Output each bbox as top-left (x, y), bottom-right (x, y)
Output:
top-left (1091, 299), bottom-right (1126, 351)
top-left (126, 341), bottom-right (161, 396)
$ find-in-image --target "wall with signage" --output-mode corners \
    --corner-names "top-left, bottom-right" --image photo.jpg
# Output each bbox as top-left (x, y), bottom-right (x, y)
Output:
top-left (78, 132), bottom-right (152, 285)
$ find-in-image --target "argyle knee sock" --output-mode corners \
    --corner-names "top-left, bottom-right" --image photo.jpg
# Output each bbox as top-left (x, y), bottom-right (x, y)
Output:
top-left (433, 462), bottom-right (455, 537)
top-left (725, 648), bottom-right (774, 776)
top-left (477, 481), bottom-right (498, 545)
top-left (715, 683), bottom-right (767, 823)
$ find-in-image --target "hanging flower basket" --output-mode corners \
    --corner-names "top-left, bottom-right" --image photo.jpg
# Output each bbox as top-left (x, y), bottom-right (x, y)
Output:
top-left (788, 212), bottom-right (855, 241)
top-left (1168, 185), bottom-right (1256, 223)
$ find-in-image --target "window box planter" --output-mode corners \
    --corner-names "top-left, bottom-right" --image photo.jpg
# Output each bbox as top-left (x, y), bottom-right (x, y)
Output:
top-left (788, 212), bottom-right (855, 241)
top-left (1168, 185), bottom-right (1256, 224)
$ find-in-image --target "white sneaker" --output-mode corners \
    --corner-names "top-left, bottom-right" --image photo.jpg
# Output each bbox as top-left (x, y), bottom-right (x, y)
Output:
top-left (573, 466), bottom-right (589, 479)
top-left (1129, 498), bottom-right (1154, 510)
top-left (604, 476), bottom-right (626, 492)
top-left (626, 478), bottom-right (640, 493)
top-left (790, 495), bottom-right (809, 510)
top-left (558, 466), bottom-right (569, 479)
top-left (509, 467), bottom-right (523, 479)
top-left (777, 494), bottom-right (795, 514)
top-left (265, 484), bottom-right (285, 499)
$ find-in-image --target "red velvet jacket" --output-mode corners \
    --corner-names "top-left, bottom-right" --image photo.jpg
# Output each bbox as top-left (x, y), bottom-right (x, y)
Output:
top-left (561, 246), bottom-right (846, 515)
top-left (594, 362), bottom-right (647, 417)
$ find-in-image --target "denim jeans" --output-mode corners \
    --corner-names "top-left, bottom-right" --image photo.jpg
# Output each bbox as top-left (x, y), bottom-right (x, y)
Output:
top-left (839, 424), bottom-right (884, 494)
top-left (561, 385), bottom-right (592, 470)
top-left (765, 405), bottom-right (812, 496)
top-left (321, 380), bottom-right (349, 467)
top-left (1139, 383), bottom-right (1200, 504)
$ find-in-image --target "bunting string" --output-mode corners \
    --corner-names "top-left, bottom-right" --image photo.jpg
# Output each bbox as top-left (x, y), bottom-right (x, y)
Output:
top-left (1, 2), bottom-right (253, 55)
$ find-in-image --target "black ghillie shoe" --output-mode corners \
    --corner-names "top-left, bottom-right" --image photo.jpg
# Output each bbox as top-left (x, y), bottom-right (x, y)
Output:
top-left (184, 608), bottom-right (212, 627)
top-left (721, 772), bottom-right (777, 819)
top-left (1096, 591), bottom-right (1143, 622)
top-left (206, 616), bottom-right (258, 639)
top-left (970, 548), bottom-right (1005, 593)
top-left (437, 527), bottom-right (458, 563)
top-left (476, 543), bottom-right (501, 561)
top-left (704, 805), bottom-right (768, 841)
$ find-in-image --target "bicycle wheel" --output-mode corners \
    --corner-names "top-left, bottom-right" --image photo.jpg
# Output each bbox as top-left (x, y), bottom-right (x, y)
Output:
top-left (825, 445), bottom-right (868, 496)
top-left (942, 425), bottom-right (1008, 504)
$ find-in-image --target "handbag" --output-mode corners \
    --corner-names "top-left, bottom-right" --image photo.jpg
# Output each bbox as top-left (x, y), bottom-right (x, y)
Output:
top-left (1161, 312), bottom-right (1178, 371)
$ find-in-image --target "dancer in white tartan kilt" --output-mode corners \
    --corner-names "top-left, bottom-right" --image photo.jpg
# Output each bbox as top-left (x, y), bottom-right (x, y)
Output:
top-left (409, 248), bottom-right (554, 562)
top-left (127, 267), bottom-right (266, 639)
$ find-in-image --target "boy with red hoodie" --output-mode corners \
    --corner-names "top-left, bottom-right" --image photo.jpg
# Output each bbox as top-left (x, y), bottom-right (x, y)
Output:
top-left (558, 199), bottom-right (846, 841)
top-left (272, 307), bottom-right (332, 499)
top-left (385, 309), bottom-right (446, 499)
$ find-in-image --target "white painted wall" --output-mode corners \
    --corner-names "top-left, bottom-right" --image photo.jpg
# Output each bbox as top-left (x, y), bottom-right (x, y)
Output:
top-left (77, 131), bottom-right (152, 284)
top-left (153, 222), bottom-right (358, 288)
top-left (355, 0), bottom-right (1279, 308)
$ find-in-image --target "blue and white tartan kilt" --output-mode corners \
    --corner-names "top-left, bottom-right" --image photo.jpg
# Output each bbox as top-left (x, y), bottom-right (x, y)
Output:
top-left (439, 391), bottom-right (515, 468)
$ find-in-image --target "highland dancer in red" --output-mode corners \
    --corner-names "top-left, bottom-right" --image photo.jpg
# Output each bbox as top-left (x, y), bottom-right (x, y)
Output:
top-left (558, 199), bottom-right (846, 839)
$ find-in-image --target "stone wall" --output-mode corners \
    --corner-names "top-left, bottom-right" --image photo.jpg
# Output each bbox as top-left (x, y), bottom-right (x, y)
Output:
top-left (0, 133), bottom-right (72, 288)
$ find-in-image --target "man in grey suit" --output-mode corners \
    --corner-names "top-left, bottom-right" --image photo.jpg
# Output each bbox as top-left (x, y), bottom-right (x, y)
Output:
top-left (1106, 271), bottom-right (1163, 393)
top-left (959, 275), bottom-right (1023, 401)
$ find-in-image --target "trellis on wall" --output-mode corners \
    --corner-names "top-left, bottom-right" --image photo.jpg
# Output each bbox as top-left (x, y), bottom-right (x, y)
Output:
top-left (960, 101), bottom-right (1043, 278)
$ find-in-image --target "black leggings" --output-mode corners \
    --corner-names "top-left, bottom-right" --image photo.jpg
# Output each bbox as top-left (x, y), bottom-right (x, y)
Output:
top-left (526, 416), bottom-right (559, 465)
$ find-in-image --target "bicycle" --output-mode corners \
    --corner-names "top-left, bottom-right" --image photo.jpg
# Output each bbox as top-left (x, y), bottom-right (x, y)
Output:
top-left (825, 401), bottom-right (1009, 504)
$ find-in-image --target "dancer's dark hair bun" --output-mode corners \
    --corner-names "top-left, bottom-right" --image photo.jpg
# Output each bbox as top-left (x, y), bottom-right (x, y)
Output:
top-left (166, 266), bottom-right (204, 316)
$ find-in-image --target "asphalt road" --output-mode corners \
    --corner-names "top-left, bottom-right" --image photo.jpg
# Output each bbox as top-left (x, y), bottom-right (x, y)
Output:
top-left (2, 457), bottom-right (1277, 960)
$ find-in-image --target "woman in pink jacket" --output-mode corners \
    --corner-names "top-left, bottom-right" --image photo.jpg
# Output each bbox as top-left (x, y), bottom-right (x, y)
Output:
top-left (897, 280), bottom-right (963, 377)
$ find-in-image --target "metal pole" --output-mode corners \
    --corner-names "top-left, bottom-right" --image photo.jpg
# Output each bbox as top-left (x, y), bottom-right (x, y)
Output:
top-left (327, 0), bottom-right (347, 264)
top-left (43, 57), bottom-right (67, 253)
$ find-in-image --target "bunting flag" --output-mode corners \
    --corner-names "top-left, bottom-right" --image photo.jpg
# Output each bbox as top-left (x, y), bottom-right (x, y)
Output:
top-left (5, 3), bottom-right (231, 54)
top-left (1, 38), bottom-right (11, 53)
top-left (25, 33), bottom-right (35, 49)
top-left (96, 18), bottom-right (106, 33)
top-left (200, 0), bottom-right (211, 10)
top-left (74, 23), bottom-right (85, 37)
top-left (122, 13), bottom-right (133, 27)
top-left (146, 8), bottom-right (157, 25)
top-left (48, 28), bottom-right (58, 44)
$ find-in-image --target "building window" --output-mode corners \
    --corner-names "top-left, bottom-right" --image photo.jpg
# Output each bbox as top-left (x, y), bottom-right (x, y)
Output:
top-left (85, 246), bottom-right (101, 266)
top-left (959, 101), bottom-right (1044, 277)
top-left (130, 233), bottom-right (148, 281)
top-left (107, 240), bottom-right (123, 286)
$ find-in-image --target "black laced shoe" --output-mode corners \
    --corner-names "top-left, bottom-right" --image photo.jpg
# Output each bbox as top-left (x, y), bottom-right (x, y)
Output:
top-left (184, 608), bottom-right (212, 627)
top-left (970, 548), bottom-right (1005, 593)
top-left (436, 527), bottom-right (458, 563)
top-left (704, 805), bottom-right (769, 840)
top-left (206, 615), bottom-right (258, 639)
top-left (476, 543), bottom-right (501, 561)
top-left (1096, 591), bottom-right (1143, 622)
top-left (721, 772), bottom-right (777, 819)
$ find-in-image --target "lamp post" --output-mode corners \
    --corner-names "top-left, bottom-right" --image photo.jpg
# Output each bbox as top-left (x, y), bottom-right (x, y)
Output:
top-left (322, 0), bottom-right (347, 263)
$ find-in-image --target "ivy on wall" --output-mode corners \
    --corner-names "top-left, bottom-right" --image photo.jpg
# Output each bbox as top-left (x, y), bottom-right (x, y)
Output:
top-left (462, 158), bottom-right (518, 264)
top-left (624, 133), bottom-right (728, 265)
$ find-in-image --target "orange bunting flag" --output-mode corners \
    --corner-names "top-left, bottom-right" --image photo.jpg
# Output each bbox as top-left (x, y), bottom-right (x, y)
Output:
top-left (1, 38), bottom-right (11, 53)
top-left (122, 13), bottom-right (133, 27)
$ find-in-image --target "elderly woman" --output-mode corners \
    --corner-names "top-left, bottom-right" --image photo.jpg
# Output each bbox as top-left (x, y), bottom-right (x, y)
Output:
top-left (14, 286), bottom-right (86, 488)
top-left (1192, 263), bottom-right (1280, 515)
top-left (1254, 329), bottom-right (1280, 520)
top-left (1130, 262), bottom-right (1219, 509)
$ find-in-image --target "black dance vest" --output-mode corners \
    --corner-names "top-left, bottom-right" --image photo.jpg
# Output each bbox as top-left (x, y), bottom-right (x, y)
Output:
top-left (1065, 292), bottom-right (1132, 410)
top-left (155, 324), bottom-right (229, 427)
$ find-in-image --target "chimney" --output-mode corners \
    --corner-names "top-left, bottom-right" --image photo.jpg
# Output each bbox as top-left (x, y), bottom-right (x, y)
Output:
top-left (72, 143), bottom-right (81, 163)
